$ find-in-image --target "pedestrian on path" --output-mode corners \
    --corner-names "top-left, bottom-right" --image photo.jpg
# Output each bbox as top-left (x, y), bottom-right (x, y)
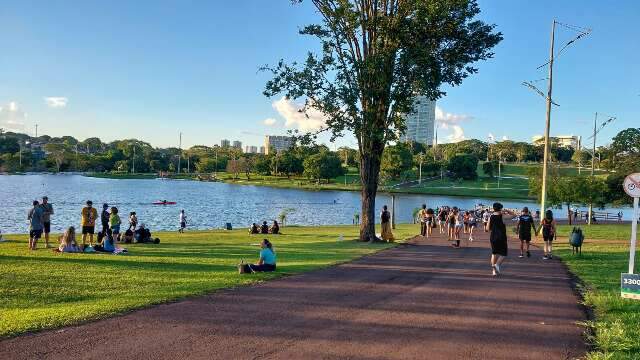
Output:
top-left (468, 211), bottom-right (477, 242)
top-left (488, 202), bottom-right (508, 276)
top-left (452, 207), bottom-right (463, 248)
top-left (418, 204), bottom-right (428, 236)
top-left (437, 208), bottom-right (447, 234)
top-left (380, 205), bottom-right (394, 242)
top-left (41, 196), bottom-right (54, 248)
top-left (28, 200), bottom-right (45, 250)
top-left (425, 207), bottom-right (434, 238)
top-left (540, 210), bottom-right (556, 260)
top-left (516, 207), bottom-right (537, 258)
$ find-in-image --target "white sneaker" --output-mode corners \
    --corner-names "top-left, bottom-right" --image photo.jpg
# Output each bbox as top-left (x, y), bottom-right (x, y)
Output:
top-left (494, 264), bottom-right (501, 274)
top-left (492, 266), bottom-right (497, 276)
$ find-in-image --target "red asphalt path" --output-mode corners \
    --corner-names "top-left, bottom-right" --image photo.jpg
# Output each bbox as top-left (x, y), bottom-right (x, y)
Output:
top-left (0, 229), bottom-right (587, 359)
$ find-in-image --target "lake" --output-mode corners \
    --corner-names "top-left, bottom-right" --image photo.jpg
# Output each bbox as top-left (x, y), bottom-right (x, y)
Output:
top-left (0, 174), bottom-right (632, 234)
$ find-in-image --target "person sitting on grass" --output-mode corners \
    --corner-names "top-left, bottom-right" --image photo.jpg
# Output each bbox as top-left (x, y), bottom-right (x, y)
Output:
top-left (95, 230), bottom-right (116, 253)
top-left (249, 223), bottom-right (260, 234)
top-left (134, 224), bottom-right (152, 243)
top-left (269, 220), bottom-right (280, 234)
top-left (241, 239), bottom-right (277, 273)
top-left (58, 226), bottom-right (81, 253)
top-left (260, 221), bottom-right (269, 234)
top-left (122, 228), bottom-right (134, 243)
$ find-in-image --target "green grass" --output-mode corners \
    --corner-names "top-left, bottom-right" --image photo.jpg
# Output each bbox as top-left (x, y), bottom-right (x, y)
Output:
top-left (496, 163), bottom-right (609, 177)
top-left (554, 224), bottom-right (640, 359)
top-left (0, 225), bottom-right (418, 338)
top-left (402, 176), bottom-right (532, 199)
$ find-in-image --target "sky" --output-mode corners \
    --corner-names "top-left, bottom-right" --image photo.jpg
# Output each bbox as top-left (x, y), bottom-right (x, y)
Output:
top-left (1, 0), bottom-right (639, 149)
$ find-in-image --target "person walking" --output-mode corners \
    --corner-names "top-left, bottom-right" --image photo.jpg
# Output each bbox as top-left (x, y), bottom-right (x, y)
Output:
top-left (418, 204), bottom-right (428, 237)
top-left (380, 205), bottom-right (394, 242)
top-left (41, 196), bottom-right (54, 248)
top-left (540, 210), bottom-right (557, 260)
top-left (482, 209), bottom-right (491, 232)
top-left (437, 208), bottom-right (447, 234)
top-left (100, 203), bottom-right (110, 236)
top-left (28, 200), bottom-right (45, 250)
top-left (425, 207), bottom-right (435, 238)
top-left (453, 207), bottom-right (463, 248)
top-left (468, 211), bottom-right (478, 242)
top-left (179, 210), bottom-right (187, 233)
top-left (516, 207), bottom-right (537, 258)
top-left (488, 202), bottom-right (508, 276)
top-left (81, 200), bottom-right (98, 246)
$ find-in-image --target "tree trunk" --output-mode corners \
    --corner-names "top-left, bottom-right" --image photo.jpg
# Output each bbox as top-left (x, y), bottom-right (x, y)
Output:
top-left (359, 150), bottom-right (383, 242)
top-left (567, 202), bottom-right (572, 226)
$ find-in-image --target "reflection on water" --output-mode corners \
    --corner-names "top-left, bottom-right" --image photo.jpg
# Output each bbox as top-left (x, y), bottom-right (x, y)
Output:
top-left (0, 175), bottom-right (632, 233)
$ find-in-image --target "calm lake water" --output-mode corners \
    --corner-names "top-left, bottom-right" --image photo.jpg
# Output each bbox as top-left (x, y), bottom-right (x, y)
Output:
top-left (0, 175), bottom-right (632, 234)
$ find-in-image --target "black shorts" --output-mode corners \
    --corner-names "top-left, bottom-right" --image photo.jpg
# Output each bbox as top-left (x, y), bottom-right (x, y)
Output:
top-left (180, 222), bottom-right (186, 228)
top-left (82, 226), bottom-right (95, 235)
top-left (519, 233), bottom-right (532, 242)
top-left (43, 222), bottom-right (51, 234)
top-left (30, 229), bottom-right (43, 239)
top-left (543, 234), bottom-right (553, 242)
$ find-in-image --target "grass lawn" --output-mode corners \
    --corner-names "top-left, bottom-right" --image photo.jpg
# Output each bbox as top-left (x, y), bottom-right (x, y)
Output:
top-left (496, 163), bottom-right (610, 177)
top-left (0, 224), bottom-right (418, 338)
top-left (554, 224), bottom-right (640, 359)
top-left (403, 176), bottom-right (532, 199)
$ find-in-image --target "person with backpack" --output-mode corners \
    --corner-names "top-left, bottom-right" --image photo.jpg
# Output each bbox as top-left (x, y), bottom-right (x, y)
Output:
top-left (540, 210), bottom-right (557, 260)
top-left (516, 207), bottom-right (537, 258)
top-left (380, 205), bottom-right (394, 242)
top-left (28, 200), bottom-right (45, 250)
top-left (488, 202), bottom-right (508, 276)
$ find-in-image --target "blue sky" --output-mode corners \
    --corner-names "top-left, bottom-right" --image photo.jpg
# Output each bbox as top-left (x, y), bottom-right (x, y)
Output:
top-left (1, 0), bottom-right (638, 149)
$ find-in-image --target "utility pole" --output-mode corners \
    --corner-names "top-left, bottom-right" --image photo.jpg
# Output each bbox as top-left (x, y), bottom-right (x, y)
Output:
top-left (178, 132), bottom-right (182, 174)
top-left (588, 112), bottom-right (598, 225)
top-left (540, 20), bottom-right (556, 217)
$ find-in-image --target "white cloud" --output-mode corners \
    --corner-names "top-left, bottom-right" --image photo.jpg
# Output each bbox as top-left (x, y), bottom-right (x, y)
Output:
top-left (0, 101), bottom-right (27, 131)
top-left (435, 106), bottom-right (471, 143)
top-left (502, 135), bottom-right (509, 141)
top-left (263, 118), bottom-right (278, 126)
top-left (44, 97), bottom-right (68, 108)
top-left (487, 133), bottom-right (495, 142)
top-left (272, 97), bottom-right (326, 132)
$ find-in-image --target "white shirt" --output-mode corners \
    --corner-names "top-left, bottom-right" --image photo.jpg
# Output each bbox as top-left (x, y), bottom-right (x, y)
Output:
top-left (179, 213), bottom-right (186, 222)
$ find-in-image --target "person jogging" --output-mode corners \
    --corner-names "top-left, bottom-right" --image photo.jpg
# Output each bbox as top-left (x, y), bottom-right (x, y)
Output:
top-left (41, 196), bottom-right (54, 248)
top-left (516, 207), bottom-right (537, 258)
top-left (488, 202), bottom-right (508, 276)
top-left (540, 210), bottom-right (556, 260)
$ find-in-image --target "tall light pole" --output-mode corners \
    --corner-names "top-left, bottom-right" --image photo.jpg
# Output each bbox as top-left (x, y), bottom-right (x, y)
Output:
top-left (587, 112), bottom-right (616, 224)
top-left (540, 20), bottom-right (556, 216)
top-left (178, 132), bottom-right (182, 174)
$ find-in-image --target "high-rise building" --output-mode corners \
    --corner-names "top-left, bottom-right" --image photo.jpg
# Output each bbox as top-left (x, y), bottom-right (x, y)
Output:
top-left (220, 139), bottom-right (231, 148)
top-left (232, 141), bottom-right (242, 150)
top-left (264, 135), bottom-right (294, 155)
top-left (259, 146), bottom-right (266, 154)
top-left (402, 96), bottom-right (436, 145)
top-left (244, 145), bottom-right (259, 154)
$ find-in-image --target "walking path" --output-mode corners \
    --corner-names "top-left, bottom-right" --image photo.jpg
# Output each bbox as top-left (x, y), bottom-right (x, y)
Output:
top-left (0, 229), bottom-right (587, 359)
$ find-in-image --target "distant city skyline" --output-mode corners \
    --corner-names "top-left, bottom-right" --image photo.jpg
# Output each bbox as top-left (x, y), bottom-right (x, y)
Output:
top-left (1, 1), bottom-right (638, 149)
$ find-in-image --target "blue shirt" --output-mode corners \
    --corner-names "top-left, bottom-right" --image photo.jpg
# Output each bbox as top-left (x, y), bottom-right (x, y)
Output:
top-left (260, 248), bottom-right (276, 265)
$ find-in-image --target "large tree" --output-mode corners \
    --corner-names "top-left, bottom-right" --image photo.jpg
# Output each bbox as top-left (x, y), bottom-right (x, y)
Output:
top-left (264, 0), bottom-right (501, 241)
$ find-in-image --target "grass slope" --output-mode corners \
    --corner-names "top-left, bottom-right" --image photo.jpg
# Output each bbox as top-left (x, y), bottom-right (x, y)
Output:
top-left (0, 225), bottom-right (417, 338)
top-left (554, 224), bottom-right (640, 359)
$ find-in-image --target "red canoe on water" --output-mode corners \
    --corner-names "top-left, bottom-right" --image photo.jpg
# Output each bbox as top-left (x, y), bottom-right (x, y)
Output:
top-left (152, 201), bottom-right (177, 205)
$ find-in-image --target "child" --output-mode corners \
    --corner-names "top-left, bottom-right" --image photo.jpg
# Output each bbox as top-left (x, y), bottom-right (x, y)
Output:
top-left (110, 207), bottom-right (121, 242)
top-left (58, 227), bottom-right (81, 253)
top-left (540, 210), bottom-right (556, 260)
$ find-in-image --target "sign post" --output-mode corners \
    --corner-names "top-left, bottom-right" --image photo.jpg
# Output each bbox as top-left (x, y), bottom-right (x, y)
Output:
top-left (621, 173), bottom-right (640, 300)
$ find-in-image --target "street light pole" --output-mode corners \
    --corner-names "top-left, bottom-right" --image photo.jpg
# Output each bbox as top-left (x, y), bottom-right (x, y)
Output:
top-left (178, 132), bottom-right (182, 174)
top-left (540, 20), bottom-right (556, 217)
top-left (588, 112), bottom-right (598, 225)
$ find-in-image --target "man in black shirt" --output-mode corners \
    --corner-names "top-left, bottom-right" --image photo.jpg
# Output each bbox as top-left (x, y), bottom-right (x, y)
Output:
top-left (516, 207), bottom-right (537, 258)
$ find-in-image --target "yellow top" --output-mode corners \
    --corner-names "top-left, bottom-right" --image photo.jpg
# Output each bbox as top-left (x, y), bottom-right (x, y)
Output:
top-left (81, 207), bottom-right (98, 227)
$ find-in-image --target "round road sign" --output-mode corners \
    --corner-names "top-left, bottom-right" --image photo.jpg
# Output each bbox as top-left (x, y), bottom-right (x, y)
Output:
top-left (623, 173), bottom-right (640, 198)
